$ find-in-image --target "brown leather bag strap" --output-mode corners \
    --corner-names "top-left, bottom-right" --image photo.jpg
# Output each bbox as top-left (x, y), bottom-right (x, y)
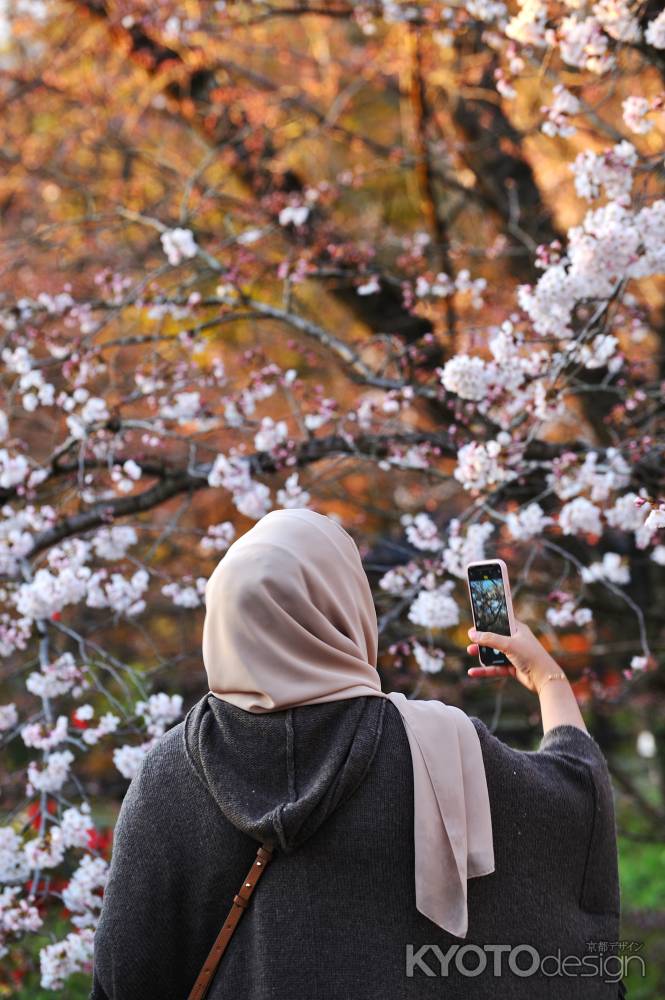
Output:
top-left (186, 843), bottom-right (274, 1000)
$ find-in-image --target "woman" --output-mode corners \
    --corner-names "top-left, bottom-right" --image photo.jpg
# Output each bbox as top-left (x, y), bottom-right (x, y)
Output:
top-left (89, 508), bottom-right (623, 1000)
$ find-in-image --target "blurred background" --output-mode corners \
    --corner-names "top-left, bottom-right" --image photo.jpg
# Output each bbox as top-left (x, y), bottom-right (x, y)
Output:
top-left (0, 1), bottom-right (664, 996)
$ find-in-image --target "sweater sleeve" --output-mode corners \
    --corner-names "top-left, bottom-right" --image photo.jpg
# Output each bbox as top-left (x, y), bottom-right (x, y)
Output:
top-left (469, 717), bottom-right (621, 918)
top-left (90, 757), bottom-right (152, 1000)
top-left (90, 739), bottom-right (194, 1000)
top-left (536, 724), bottom-right (621, 915)
top-left (88, 969), bottom-right (111, 1000)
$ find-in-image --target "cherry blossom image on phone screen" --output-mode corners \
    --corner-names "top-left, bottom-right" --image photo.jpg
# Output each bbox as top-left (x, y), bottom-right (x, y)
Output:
top-left (469, 574), bottom-right (510, 635)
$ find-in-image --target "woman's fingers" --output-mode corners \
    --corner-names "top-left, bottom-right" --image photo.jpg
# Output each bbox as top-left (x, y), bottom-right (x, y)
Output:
top-left (466, 644), bottom-right (516, 681)
top-left (467, 665), bottom-right (513, 678)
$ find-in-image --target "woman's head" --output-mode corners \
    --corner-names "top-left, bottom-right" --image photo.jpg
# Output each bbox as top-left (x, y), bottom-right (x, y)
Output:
top-left (202, 508), bottom-right (381, 711)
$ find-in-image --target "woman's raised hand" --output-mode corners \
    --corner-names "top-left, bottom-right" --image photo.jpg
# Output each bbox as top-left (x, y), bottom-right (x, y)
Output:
top-left (466, 619), bottom-right (563, 695)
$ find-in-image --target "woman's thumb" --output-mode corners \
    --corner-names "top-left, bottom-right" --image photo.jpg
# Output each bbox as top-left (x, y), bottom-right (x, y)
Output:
top-left (468, 628), bottom-right (510, 651)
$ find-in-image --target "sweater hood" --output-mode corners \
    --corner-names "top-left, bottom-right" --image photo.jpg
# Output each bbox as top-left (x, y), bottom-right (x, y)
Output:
top-left (183, 691), bottom-right (386, 853)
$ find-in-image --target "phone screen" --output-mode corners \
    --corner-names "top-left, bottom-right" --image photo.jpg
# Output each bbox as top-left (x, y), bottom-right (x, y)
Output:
top-left (468, 563), bottom-right (511, 666)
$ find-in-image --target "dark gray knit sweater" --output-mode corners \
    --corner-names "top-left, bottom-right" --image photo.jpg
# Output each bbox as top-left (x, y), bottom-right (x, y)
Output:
top-left (89, 693), bottom-right (624, 999)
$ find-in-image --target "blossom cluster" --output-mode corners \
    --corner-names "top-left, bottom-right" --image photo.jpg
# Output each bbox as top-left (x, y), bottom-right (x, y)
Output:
top-left (207, 451), bottom-right (272, 520)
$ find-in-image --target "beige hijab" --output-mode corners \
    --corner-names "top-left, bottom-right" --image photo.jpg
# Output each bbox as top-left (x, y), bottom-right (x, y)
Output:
top-left (202, 507), bottom-right (495, 938)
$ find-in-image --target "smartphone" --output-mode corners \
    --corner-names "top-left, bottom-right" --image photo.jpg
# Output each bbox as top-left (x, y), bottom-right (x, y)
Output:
top-left (465, 559), bottom-right (516, 667)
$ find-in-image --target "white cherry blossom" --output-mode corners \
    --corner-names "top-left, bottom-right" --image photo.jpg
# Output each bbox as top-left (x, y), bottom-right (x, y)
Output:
top-left (160, 227), bottom-right (198, 266)
top-left (506, 503), bottom-right (553, 540)
top-left (558, 497), bottom-right (603, 536)
top-left (408, 580), bottom-right (460, 629)
top-left (400, 512), bottom-right (443, 551)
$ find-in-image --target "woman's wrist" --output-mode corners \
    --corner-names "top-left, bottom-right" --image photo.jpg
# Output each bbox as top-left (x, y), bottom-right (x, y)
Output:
top-left (529, 651), bottom-right (565, 693)
top-left (535, 667), bottom-right (587, 734)
top-left (534, 670), bottom-right (568, 696)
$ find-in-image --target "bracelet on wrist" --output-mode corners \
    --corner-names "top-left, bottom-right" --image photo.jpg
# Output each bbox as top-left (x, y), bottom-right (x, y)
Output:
top-left (536, 671), bottom-right (568, 695)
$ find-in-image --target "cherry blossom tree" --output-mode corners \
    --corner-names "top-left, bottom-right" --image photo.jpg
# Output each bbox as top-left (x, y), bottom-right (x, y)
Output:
top-left (0, 0), bottom-right (664, 991)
